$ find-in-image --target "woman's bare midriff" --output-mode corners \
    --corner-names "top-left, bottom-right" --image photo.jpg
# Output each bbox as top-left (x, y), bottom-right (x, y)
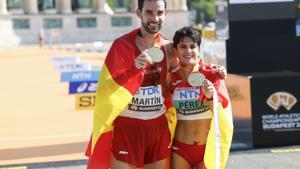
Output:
top-left (174, 119), bottom-right (211, 145)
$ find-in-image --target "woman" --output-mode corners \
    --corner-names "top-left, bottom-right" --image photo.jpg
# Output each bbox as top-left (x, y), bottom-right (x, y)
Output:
top-left (168, 26), bottom-right (228, 169)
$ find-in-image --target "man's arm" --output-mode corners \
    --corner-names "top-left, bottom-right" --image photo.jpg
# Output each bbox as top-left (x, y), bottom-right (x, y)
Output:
top-left (104, 39), bottom-right (144, 95)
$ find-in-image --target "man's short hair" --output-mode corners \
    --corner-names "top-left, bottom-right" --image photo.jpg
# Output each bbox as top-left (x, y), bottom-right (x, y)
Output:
top-left (137, 0), bottom-right (167, 10)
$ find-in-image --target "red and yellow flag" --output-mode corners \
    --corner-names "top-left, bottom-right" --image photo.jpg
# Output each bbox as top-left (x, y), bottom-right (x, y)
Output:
top-left (204, 79), bottom-right (234, 169)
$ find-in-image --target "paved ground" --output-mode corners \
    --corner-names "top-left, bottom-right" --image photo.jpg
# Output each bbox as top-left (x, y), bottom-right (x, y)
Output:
top-left (1, 145), bottom-right (300, 169)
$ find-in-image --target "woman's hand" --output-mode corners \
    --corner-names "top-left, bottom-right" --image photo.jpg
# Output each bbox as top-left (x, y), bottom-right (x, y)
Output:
top-left (202, 79), bottom-right (214, 99)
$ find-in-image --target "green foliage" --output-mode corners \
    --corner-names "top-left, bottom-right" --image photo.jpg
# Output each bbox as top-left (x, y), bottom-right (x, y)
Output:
top-left (107, 0), bottom-right (132, 11)
top-left (106, 0), bottom-right (116, 10)
top-left (124, 0), bottom-right (133, 11)
top-left (71, 0), bottom-right (78, 10)
top-left (71, 0), bottom-right (93, 10)
top-left (37, 0), bottom-right (43, 11)
top-left (187, 0), bottom-right (216, 24)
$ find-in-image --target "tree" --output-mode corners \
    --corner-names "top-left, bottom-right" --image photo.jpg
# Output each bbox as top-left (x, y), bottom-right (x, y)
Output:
top-left (107, 0), bottom-right (132, 11)
top-left (187, 0), bottom-right (216, 24)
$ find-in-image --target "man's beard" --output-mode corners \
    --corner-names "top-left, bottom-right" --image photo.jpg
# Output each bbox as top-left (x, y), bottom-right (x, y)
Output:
top-left (142, 21), bottom-right (161, 34)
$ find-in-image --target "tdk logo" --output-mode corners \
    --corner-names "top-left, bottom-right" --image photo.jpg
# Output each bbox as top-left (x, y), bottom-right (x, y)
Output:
top-left (266, 92), bottom-right (297, 111)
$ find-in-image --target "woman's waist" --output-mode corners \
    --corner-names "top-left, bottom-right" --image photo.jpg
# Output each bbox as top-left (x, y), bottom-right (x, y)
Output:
top-left (174, 119), bottom-right (211, 144)
top-left (176, 109), bottom-right (212, 120)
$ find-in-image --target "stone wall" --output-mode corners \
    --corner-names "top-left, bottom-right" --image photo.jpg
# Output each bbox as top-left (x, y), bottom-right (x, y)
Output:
top-left (0, 0), bottom-right (189, 47)
top-left (0, 11), bottom-right (188, 47)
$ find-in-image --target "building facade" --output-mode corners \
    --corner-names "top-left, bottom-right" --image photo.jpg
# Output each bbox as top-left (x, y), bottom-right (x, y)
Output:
top-left (0, 0), bottom-right (188, 47)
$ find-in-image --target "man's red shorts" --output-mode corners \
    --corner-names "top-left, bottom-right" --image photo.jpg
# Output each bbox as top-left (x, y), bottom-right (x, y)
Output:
top-left (112, 114), bottom-right (170, 167)
top-left (172, 139), bottom-right (206, 168)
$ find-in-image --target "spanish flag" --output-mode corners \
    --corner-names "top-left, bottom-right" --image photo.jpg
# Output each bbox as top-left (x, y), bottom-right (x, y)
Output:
top-left (85, 28), bottom-right (177, 169)
top-left (204, 79), bottom-right (234, 169)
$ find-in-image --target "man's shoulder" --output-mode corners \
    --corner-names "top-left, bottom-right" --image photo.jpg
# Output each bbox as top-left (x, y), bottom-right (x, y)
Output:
top-left (111, 35), bottom-right (133, 47)
top-left (159, 35), bottom-right (171, 45)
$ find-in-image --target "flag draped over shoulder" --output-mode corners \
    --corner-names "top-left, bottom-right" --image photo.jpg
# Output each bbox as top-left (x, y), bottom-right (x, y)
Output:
top-left (85, 29), bottom-right (177, 169)
top-left (86, 29), bottom-right (144, 169)
top-left (204, 79), bottom-right (234, 169)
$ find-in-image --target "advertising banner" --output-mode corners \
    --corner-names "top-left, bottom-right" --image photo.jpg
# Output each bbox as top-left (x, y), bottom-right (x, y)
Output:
top-left (56, 63), bottom-right (92, 72)
top-left (51, 56), bottom-right (80, 64)
top-left (226, 74), bottom-right (253, 149)
top-left (229, 0), bottom-right (292, 4)
top-left (60, 70), bottom-right (100, 82)
top-left (251, 72), bottom-right (300, 146)
top-left (75, 93), bottom-right (96, 110)
top-left (69, 81), bottom-right (97, 94)
top-left (296, 24), bottom-right (300, 37)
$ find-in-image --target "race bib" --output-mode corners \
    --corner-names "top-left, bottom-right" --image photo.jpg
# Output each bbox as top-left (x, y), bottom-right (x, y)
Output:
top-left (172, 87), bottom-right (210, 115)
top-left (128, 85), bottom-right (164, 112)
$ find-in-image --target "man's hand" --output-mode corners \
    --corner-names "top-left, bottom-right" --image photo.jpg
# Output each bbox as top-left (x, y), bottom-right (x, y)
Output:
top-left (134, 51), bottom-right (152, 69)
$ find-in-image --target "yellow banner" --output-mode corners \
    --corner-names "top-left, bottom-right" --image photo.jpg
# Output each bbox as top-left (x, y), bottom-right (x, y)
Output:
top-left (0, 167), bottom-right (27, 169)
top-left (75, 93), bottom-right (96, 110)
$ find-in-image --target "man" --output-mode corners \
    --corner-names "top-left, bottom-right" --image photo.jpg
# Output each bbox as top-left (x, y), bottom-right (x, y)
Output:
top-left (85, 0), bottom-right (176, 169)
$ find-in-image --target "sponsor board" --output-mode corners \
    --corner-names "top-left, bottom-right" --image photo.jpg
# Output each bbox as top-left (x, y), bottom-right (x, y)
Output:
top-left (75, 93), bottom-right (96, 110)
top-left (297, 24), bottom-right (300, 37)
top-left (60, 70), bottom-right (100, 82)
top-left (271, 148), bottom-right (300, 153)
top-left (51, 56), bottom-right (80, 64)
top-left (0, 167), bottom-right (27, 169)
top-left (91, 65), bottom-right (102, 70)
top-left (250, 72), bottom-right (300, 146)
top-left (262, 92), bottom-right (299, 132)
top-left (229, 0), bottom-right (292, 4)
top-left (226, 73), bottom-right (300, 147)
top-left (69, 81), bottom-right (98, 94)
top-left (56, 63), bottom-right (92, 72)
top-left (226, 74), bottom-right (253, 148)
